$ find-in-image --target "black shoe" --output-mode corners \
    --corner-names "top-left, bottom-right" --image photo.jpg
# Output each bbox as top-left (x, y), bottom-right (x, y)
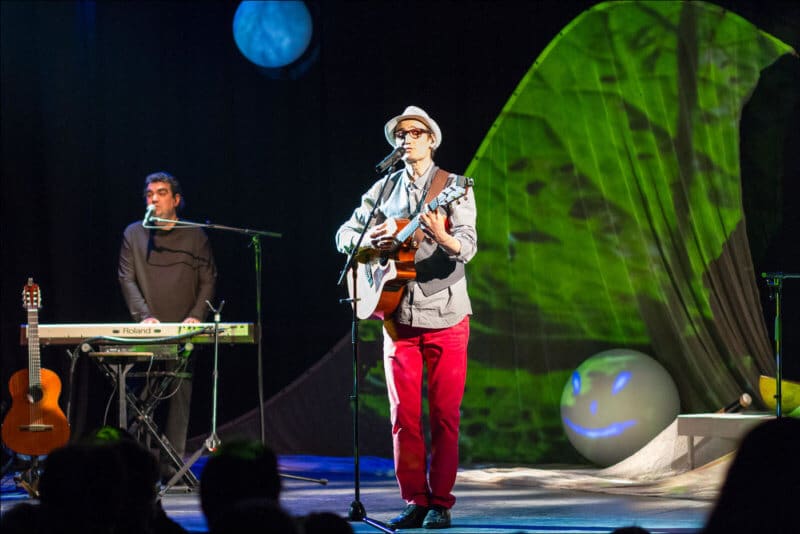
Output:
top-left (388, 504), bottom-right (429, 529)
top-left (422, 506), bottom-right (451, 529)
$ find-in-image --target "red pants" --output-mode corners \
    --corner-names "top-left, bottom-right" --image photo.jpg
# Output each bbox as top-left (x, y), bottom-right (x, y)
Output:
top-left (383, 316), bottom-right (469, 509)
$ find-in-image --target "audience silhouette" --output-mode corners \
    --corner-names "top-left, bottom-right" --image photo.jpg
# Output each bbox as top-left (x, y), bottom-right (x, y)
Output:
top-left (2, 432), bottom-right (357, 534)
top-left (39, 441), bottom-right (129, 533)
top-left (199, 438), bottom-right (283, 532)
top-left (702, 417), bottom-right (800, 534)
top-left (37, 419), bottom-right (800, 534)
top-left (1, 426), bottom-right (186, 534)
top-left (85, 426), bottom-right (187, 534)
top-left (11, 419), bottom-right (798, 532)
top-left (210, 497), bottom-right (299, 534)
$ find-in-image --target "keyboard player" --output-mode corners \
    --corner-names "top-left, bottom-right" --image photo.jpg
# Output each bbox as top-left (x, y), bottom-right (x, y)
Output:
top-left (118, 171), bottom-right (217, 481)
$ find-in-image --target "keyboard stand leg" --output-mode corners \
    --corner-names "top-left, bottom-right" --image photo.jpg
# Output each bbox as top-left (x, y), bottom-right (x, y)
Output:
top-left (158, 432), bottom-right (219, 499)
top-left (110, 363), bottom-right (133, 429)
top-left (123, 387), bottom-right (199, 489)
top-left (94, 359), bottom-right (198, 489)
top-left (128, 369), bottom-right (180, 439)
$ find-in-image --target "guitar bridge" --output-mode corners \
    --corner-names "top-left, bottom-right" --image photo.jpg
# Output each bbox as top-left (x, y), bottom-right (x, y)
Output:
top-left (19, 424), bottom-right (54, 432)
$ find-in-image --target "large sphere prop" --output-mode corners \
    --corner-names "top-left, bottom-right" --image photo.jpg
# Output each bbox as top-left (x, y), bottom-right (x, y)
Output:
top-left (560, 349), bottom-right (680, 466)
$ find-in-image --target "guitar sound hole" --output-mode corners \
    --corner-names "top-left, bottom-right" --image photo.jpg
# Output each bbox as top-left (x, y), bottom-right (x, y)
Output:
top-left (27, 386), bottom-right (43, 403)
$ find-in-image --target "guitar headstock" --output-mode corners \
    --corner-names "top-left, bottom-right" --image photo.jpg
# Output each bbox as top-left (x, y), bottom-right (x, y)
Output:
top-left (22, 277), bottom-right (42, 311)
top-left (438, 185), bottom-right (466, 204)
top-left (435, 176), bottom-right (473, 206)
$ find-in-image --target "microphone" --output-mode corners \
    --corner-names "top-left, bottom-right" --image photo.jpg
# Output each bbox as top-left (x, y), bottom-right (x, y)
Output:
top-left (142, 204), bottom-right (156, 227)
top-left (375, 145), bottom-right (406, 174)
top-left (718, 393), bottom-right (752, 413)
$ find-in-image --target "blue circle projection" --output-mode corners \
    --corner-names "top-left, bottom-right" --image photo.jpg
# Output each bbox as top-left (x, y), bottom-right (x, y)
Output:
top-left (233, 1), bottom-right (312, 69)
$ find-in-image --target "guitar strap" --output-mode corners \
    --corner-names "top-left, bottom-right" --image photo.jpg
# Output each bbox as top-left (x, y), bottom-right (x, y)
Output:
top-left (411, 168), bottom-right (451, 248)
top-left (413, 167), bottom-right (467, 296)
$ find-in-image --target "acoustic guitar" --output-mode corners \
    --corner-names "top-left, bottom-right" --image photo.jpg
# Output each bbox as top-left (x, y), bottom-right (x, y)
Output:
top-left (347, 178), bottom-right (473, 320)
top-left (2, 278), bottom-right (70, 456)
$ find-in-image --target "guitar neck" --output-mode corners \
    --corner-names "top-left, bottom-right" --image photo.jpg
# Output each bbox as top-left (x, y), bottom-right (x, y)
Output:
top-left (27, 307), bottom-right (40, 387)
top-left (394, 198), bottom-right (443, 245)
top-left (392, 178), bottom-right (472, 246)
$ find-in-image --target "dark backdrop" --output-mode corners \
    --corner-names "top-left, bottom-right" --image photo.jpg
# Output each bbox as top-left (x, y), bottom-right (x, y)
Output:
top-left (2, 0), bottom-right (798, 443)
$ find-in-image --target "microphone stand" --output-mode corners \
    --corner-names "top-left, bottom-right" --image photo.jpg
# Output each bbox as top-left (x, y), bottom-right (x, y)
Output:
top-left (762, 272), bottom-right (800, 417)
top-left (145, 216), bottom-right (326, 486)
top-left (337, 165), bottom-right (401, 534)
top-left (144, 215), bottom-right (279, 444)
top-left (159, 300), bottom-right (224, 498)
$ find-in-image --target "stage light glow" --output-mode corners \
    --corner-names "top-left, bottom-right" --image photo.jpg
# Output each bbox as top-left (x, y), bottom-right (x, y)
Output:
top-left (233, 1), bottom-right (312, 68)
top-left (560, 349), bottom-right (679, 466)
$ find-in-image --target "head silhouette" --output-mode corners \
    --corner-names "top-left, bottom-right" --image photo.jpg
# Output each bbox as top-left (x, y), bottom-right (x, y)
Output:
top-left (200, 439), bottom-right (281, 531)
top-left (703, 417), bottom-right (800, 533)
top-left (38, 443), bottom-right (127, 533)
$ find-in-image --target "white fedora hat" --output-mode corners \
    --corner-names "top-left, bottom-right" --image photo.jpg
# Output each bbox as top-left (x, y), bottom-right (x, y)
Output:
top-left (384, 105), bottom-right (442, 149)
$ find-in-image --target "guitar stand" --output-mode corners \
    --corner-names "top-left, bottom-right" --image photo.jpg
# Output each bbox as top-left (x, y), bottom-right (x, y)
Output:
top-left (2, 455), bottom-right (42, 498)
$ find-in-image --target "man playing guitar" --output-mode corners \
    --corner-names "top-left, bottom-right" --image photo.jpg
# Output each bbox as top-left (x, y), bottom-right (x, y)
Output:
top-left (336, 105), bottom-right (477, 530)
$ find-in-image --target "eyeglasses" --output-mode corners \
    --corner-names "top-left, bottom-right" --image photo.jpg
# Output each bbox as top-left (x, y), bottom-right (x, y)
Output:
top-left (394, 128), bottom-right (430, 140)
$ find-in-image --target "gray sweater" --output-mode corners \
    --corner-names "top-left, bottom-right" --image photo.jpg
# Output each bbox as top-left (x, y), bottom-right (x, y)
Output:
top-left (118, 222), bottom-right (217, 322)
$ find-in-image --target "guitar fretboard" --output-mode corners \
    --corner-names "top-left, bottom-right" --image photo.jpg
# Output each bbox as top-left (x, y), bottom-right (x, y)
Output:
top-left (27, 306), bottom-right (40, 388)
top-left (393, 177), bottom-right (472, 246)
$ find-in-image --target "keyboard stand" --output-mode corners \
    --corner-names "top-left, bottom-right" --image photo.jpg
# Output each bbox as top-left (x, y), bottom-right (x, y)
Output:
top-left (110, 360), bottom-right (135, 428)
top-left (90, 348), bottom-right (199, 488)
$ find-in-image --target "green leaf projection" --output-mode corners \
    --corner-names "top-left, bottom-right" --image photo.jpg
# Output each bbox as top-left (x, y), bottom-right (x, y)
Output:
top-left (460, 0), bottom-right (793, 462)
top-left (359, 1), bottom-right (795, 464)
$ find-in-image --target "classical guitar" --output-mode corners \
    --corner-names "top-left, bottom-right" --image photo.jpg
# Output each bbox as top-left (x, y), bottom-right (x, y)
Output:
top-left (2, 278), bottom-right (70, 456)
top-left (347, 177), bottom-right (474, 320)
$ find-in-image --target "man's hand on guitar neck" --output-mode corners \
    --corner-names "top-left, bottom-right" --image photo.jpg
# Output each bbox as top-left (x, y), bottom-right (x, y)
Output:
top-left (420, 210), bottom-right (461, 255)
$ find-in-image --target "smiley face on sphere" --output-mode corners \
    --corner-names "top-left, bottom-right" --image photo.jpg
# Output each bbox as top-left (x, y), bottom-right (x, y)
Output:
top-left (560, 349), bottom-right (680, 466)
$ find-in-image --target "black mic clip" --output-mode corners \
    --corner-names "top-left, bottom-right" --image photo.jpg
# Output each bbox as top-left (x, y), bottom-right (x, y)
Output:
top-left (375, 146), bottom-right (405, 174)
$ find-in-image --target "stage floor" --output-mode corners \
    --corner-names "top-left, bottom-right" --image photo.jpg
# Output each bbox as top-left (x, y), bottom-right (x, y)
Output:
top-left (2, 455), bottom-right (712, 533)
